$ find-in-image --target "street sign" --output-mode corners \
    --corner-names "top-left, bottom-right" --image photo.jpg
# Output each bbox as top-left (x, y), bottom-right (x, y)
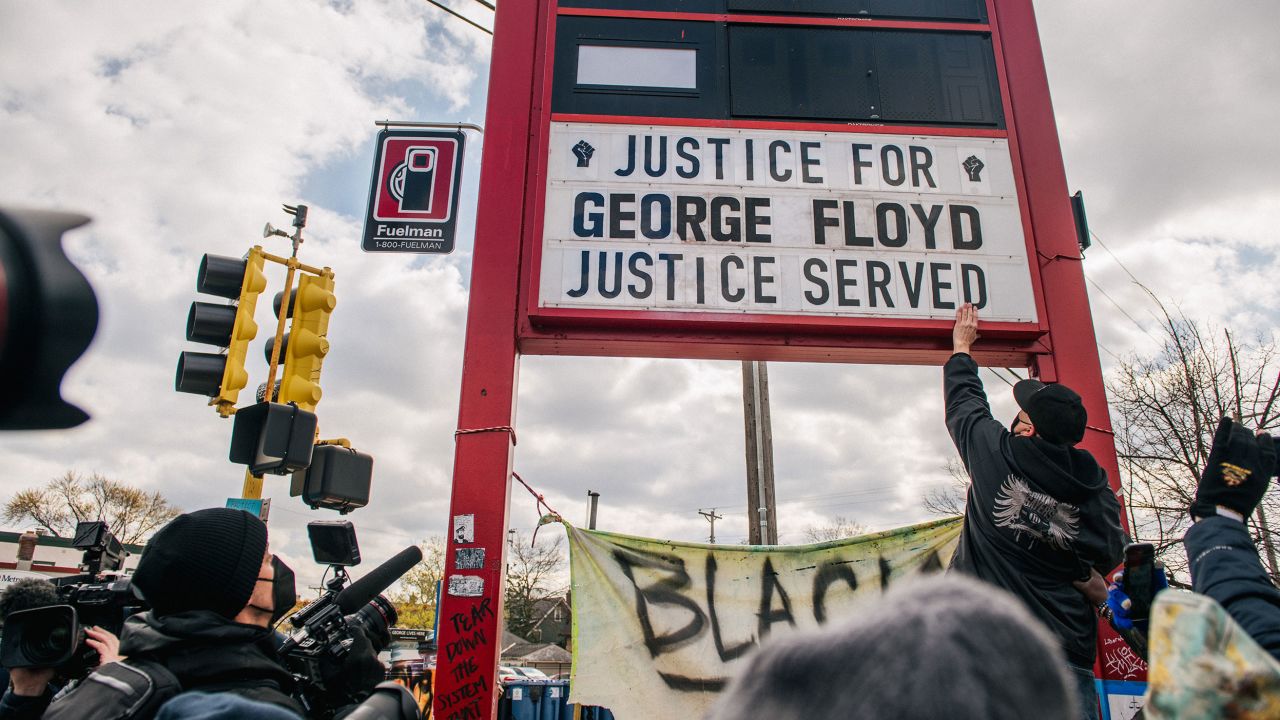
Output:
top-left (362, 128), bottom-right (465, 254)
top-left (226, 496), bottom-right (271, 521)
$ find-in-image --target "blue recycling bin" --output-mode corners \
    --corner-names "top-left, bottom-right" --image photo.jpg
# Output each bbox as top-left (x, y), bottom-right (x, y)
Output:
top-left (538, 681), bottom-right (569, 720)
top-left (564, 704), bottom-right (614, 720)
top-left (500, 681), bottom-right (556, 720)
top-left (496, 676), bottom-right (537, 717)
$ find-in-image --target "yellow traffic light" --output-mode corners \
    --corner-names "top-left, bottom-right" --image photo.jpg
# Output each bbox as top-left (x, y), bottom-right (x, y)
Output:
top-left (277, 270), bottom-right (335, 412)
top-left (175, 247), bottom-right (267, 416)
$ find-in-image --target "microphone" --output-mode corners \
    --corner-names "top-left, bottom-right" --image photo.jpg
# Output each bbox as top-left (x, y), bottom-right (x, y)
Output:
top-left (337, 545), bottom-right (423, 614)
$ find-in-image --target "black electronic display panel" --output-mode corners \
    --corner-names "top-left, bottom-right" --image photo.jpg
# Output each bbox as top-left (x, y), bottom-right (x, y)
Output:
top-left (561, 0), bottom-right (987, 21)
top-left (553, 18), bottom-right (1003, 128)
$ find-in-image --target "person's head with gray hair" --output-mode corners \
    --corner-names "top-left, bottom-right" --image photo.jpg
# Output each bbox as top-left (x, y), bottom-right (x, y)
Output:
top-left (706, 574), bottom-right (1075, 720)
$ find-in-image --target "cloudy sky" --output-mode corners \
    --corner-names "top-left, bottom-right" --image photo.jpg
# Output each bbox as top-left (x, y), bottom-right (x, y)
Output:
top-left (2, 1), bottom-right (1277, 589)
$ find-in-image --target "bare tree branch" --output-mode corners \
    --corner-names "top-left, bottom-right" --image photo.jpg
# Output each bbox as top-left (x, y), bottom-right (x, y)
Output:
top-left (3, 472), bottom-right (180, 545)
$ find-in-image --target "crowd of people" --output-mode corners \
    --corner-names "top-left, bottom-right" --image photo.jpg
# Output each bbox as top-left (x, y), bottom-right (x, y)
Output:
top-left (711, 304), bottom-right (1280, 720)
top-left (2, 304), bottom-right (1277, 719)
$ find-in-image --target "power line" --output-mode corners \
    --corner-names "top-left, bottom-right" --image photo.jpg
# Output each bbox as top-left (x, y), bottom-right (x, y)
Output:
top-left (471, 0), bottom-right (496, 9)
top-left (1084, 274), bottom-right (1158, 342)
top-left (424, 0), bottom-right (493, 35)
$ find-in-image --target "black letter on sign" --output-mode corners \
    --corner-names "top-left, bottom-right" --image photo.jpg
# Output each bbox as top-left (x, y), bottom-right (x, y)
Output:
top-left (609, 193), bottom-right (636, 239)
top-left (628, 252), bottom-right (653, 299)
top-left (812, 199), bottom-right (839, 246)
top-left (881, 145), bottom-right (906, 187)
top-left (615, 135), bottom-right (636, 177)
top-left (657, 253), bottom-right (682, 301)
top-left (950, 205), bottom-right (983, 250)
top-left (721, 255), bottom-right (746, 302)
top-left (745, 197), bottom-right (772, 243)
top-left (676, 196), bottom-right (707, 243)
top-left (961, 264), bottom-right (987, 309)
top-left (866, 260), bottom-right (893, 308)
top-left (768, 140), bottom-right (792, 182)
top-left (643, 135), bottom-right (667, 178)
top-left (799, 141), bottom-right (823, 184)
top-left (598, 252), bottom-right (623, 299)
top-left (803, 258), bottom-right (829, 305)
top-left (899, 262), bottom-right (925, 308)
top-left (812, 559), bottom-right (858, 624)
top-left (930, 262), bottom-right (954, 310)
top-left (757, 557), bottom-right (796, 640)
top-left (573, 192), bottom-right (604, 238)
top-left (851, 143), bottom-right (873, 185)
top-left (753, 256), bottom-right (777, 304)
top-left (567, 250), bottom-right (589, 298)
top-left (876, 203), bottom-right (908, 248)
top-left (705, 555), bottom-right (754, 662)
top-left (675, 137), bottom-right (700, 179)
top-left (710, 197), bottom-right (742, 242)
top-left (611, 546), bottom-right (706, 657)
top-left (640, 194), bottom-right (671, 240)
top-left (909, 145), bottom-right (936, 188)
top-left (911, 203), bottom-right (943, 249)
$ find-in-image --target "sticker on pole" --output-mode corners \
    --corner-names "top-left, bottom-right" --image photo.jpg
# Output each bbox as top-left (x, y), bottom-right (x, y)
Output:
top-left (362, 128), bottom-right (465, 253)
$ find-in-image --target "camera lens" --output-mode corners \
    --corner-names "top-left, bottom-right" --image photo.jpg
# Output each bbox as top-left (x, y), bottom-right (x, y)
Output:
top-left (18, 610), bottom-right (77, 665)
top-left (347, 595), bottom-right (397, 652)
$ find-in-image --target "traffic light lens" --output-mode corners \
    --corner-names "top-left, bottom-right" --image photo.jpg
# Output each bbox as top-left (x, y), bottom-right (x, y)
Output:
top-left (175, 351), bottom-right (227, 396)
top-left (196, 254), bottom-right (248, 299)
top-left (186, 302), bottom-right (237, 346)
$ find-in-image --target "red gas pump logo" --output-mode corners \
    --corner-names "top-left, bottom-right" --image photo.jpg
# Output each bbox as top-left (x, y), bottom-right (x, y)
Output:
top-left (373, 136), bottom-right (458, 222)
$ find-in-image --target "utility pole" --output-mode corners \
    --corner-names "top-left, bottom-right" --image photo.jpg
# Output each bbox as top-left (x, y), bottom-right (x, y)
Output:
top-left (586, 490), bottom-right (600, 530)
top-left (742, 360), bottom-right (778, 544)
top-left (698, 508), bottom-right (723, 544)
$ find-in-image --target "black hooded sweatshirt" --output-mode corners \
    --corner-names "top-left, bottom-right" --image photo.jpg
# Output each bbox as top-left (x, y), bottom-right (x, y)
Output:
top-left (944, 353), bottom-right (1125, 668)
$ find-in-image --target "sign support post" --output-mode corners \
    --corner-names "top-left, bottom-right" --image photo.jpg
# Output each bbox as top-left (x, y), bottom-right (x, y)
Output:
top-left (432, 2), bottom-right (539, 719)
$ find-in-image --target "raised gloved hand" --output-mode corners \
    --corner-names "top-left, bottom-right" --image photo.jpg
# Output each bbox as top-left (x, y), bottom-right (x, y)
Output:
top-left (1105, 566), bottom-right (1169, 632)
top-left (1191, 418), bottom-right (1277, 522)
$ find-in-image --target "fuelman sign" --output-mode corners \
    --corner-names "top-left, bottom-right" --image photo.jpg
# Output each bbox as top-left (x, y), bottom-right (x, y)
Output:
top-left (539, 123), bottom-right (1036, 322)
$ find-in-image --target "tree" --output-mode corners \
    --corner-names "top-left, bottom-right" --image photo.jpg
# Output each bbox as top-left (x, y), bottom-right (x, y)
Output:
top-left (504, 530), bottom-right (567, 641)
top-left (389, 536), bottom-right (447, 630)
top-left (3, 471), bottom-right (181, 545)
top-left (1107, 304), bottom-right (1280, 583)
top-left (922, 460), bottom-right (969, 517)
top-left (801, 516), bottom-right (867, 542)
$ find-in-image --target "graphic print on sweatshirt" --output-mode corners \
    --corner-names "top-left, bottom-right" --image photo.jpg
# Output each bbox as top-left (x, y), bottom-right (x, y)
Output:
top-left (992, 475), bottom-right (1080, 549)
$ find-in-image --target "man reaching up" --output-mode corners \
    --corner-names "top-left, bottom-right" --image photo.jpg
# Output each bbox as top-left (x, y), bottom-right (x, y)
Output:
top-left (945, 303), bottom-right (1125, 720)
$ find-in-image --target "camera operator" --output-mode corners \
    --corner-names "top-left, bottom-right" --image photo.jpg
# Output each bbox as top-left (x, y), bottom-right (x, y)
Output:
top-left (0, 578), bottom-right (122, 720)
top-left (42, 508), bottom-right (313, 719)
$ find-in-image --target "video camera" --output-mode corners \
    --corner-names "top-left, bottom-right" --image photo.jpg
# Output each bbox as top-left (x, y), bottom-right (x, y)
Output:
top-left (0, 521), bottom-right (144, 677)
top-left (280, 520), bottom-right (423, 718)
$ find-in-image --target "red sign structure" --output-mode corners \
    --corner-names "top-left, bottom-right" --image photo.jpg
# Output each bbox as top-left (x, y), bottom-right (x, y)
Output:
top-left (362, 129), bottom-right (465, 254)
top-left (435, 2), bottom-right (1128, 718)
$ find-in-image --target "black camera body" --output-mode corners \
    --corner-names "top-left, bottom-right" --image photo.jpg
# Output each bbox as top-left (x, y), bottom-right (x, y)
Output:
top-left (281, 521), bottom-right (418, 719)
top-left (0, 522), bottom-right (144, 678)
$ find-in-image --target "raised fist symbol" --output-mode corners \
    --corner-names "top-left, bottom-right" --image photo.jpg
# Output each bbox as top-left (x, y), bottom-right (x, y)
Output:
top-left (962, 155), bottom-right (985, 182)
top-left (573, 140), bottom-right (595, 168)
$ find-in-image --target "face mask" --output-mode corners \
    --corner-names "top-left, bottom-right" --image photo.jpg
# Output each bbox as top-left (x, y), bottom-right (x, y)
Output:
top-left (252, 555), bottom-right (297, 624)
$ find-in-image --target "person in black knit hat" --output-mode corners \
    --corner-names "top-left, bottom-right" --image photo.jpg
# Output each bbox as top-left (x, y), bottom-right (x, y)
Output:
top-left (943, 304), bottom-right (1125, 720)
top-left (38, 508), bottom-right (306, 720)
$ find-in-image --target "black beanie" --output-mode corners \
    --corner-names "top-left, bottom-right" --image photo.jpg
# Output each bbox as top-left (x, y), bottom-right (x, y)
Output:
top-left (132, 508), bottom-right (269, 618)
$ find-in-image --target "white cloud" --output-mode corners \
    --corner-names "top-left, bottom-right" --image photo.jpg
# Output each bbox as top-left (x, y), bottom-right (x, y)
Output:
top-left (2, 0), bottom-right (1277, 597)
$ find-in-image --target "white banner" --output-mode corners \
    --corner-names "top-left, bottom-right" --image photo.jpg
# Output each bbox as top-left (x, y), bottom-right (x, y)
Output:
top-left (566, 517), bottom-right (963, 719)
top-left (540, 123), bottom-right (1037, 322)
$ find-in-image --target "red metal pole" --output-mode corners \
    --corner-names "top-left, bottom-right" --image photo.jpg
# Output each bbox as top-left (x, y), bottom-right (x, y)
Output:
top-left (432, 1), bottom-right (541, 717)
top-left (992, 0), bottom-right (1135, 695)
